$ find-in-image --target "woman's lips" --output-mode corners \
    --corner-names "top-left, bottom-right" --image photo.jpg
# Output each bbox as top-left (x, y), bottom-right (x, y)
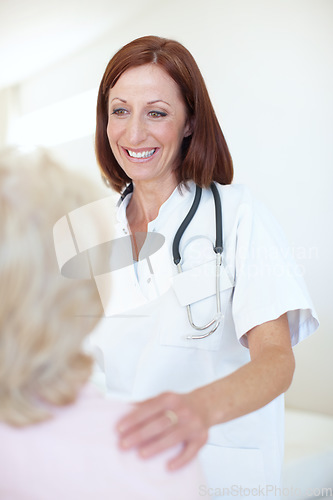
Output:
top-left (121, 146), bottom-right (159, 161)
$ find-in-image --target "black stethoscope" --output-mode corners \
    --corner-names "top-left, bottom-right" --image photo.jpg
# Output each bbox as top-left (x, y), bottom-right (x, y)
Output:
top-left (120, 182), bottom-right (223, 340)
top-left (172, 183), bottom-right (223, 339)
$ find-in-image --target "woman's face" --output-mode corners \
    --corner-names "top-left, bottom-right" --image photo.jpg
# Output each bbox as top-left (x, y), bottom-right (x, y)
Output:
top-left (107, 64), bottom-right (191, 187)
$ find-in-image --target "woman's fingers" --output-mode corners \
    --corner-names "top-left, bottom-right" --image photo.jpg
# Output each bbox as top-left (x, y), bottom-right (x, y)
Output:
top-left (138, 426), bottom-right (185, 458)
top-left (167, 440), bottom-right (205, 471)
top-left (116, 391), bottom-right (209, 468)
top-left (117, 392), bottom-right (179, 440)
top-left (118, 411), bottom-right (174, 449)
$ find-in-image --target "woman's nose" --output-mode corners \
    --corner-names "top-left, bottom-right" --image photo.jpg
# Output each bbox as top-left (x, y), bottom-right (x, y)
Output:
top-left (126, 115), bottom-right (147, 145)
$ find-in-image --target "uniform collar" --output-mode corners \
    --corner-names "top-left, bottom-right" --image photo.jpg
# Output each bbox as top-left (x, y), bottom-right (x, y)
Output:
top-left (116, 188), bottom-right (133, 225)
top-left (116, 181), bottom-right (196, 229)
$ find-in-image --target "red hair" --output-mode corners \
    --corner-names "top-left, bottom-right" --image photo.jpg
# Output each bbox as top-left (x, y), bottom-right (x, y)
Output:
top-left (95, 36), bottom-right (233, 193)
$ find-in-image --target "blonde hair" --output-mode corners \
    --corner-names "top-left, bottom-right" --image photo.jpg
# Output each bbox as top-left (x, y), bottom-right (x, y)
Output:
top-left (0, 149), bottom-right (107, 426)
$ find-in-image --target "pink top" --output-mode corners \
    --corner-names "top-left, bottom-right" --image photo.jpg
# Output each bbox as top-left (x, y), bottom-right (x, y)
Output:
top-left (0, 384), bottom-right (204, 500)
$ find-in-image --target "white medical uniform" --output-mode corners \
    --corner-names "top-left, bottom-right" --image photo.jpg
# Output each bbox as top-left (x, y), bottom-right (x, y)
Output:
top-left (89, 181), bottom-right (319, 499)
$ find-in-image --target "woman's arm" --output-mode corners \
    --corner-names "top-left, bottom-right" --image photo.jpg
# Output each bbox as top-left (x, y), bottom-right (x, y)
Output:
top-left (196, 312), bottom-right (295, 426)
top-left (116, 313), bottom-right (295, 470)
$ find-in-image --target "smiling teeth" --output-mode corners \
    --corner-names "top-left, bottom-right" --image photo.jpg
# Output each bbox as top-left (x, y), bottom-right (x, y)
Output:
top-left (127, 149), bottom-right (156, 158)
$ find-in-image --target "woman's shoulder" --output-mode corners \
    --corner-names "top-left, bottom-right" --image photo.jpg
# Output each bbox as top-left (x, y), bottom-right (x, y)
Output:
top-left (218, 182), bottom-right (251, 196)
top-left (213, 182), bottom-right (282, 233)
top-left (214, 182), bottom-right (255, 212)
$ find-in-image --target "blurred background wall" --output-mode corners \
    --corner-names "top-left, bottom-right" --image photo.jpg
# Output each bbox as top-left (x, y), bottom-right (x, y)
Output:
top-left (0, 0), bottom-right (332, 415)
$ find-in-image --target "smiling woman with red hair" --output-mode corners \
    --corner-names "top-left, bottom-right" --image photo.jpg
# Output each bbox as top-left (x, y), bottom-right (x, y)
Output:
top-left (95, 35), bottom-right (233, 193)
top-left (92, 35), bottom-right (319, 497)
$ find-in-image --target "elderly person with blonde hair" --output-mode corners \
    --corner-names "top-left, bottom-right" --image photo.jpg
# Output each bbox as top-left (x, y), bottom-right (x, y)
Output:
top-left (0, 149), bottom-right (204, 500)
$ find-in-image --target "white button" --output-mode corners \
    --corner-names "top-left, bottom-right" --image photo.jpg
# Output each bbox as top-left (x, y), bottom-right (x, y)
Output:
top-left (147, 278), bottom-right (151, 283)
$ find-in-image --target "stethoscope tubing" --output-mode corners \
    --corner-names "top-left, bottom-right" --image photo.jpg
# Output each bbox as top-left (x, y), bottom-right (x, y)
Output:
top-left (172, 185), bottom-right (202, 265)
top-left (210, 182), bottom-right (223, 255)
top-left (172, 183), bottom-right (223, 339)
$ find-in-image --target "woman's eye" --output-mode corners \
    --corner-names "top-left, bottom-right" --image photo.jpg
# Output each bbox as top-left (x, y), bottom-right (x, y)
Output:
top-left (148, 111), bottom-right (167, 118)
top-left (111, 108), bottom-right (128, 116)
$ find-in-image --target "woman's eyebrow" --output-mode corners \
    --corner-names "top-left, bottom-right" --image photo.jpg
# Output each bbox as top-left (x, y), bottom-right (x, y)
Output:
top-left (147, 99), bottom-right (171, 106)
top-left (110, 98), bottom-right (171, 106)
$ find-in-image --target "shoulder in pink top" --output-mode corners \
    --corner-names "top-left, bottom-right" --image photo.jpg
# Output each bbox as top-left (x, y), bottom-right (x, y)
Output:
top-left (0, 384), bottom-right (205, 500)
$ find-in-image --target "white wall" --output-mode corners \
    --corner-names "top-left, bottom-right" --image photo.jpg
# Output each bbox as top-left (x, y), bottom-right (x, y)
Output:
top-left (3, 0), bottom-right (333, 413)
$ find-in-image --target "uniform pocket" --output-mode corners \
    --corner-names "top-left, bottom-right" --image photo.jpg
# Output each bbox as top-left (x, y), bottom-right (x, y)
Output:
top-left (198, 444), bottom-right (266, 497)
top-left (172, 259), bottom-right (234, 307)
top-left (158, 260), bottom-right (234, 351)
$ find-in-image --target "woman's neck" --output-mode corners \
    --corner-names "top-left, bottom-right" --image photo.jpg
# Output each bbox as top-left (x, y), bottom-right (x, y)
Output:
top-left (126, 176), bottom-right (178, 231)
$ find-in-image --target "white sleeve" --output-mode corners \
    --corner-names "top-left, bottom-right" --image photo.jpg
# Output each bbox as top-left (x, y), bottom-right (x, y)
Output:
top-left (231, 192), bottom-right (319, 347)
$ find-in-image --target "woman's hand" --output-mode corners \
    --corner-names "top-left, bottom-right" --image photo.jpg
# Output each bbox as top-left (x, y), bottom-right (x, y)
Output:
top-left (116, 391), bottom-right (209, 470)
